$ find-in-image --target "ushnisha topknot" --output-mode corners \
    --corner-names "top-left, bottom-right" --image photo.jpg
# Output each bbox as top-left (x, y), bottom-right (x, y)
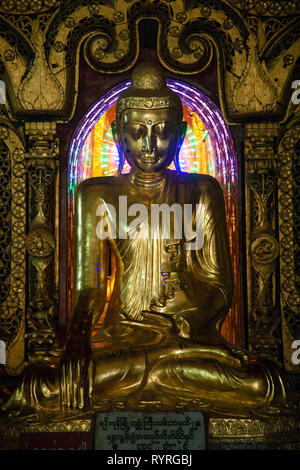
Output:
top-left (116, 62), bottom-right (183, 120)
top-left (131, 62), bottom-right (167, 90)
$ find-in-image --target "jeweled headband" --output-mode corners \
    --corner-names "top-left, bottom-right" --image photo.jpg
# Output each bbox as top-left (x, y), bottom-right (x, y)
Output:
top-left (116, 62), bottom-right (183, 120)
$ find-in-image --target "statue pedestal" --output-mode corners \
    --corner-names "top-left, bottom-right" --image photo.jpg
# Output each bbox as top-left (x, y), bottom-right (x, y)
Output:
top-left (208, 415), bottom-right (300, 450)
top-left (1, 412), bottom-right (300, 450)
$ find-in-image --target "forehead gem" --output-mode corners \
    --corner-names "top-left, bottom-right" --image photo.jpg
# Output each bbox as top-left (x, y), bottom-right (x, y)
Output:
top-left (147, 120), bottom-right (152, 125)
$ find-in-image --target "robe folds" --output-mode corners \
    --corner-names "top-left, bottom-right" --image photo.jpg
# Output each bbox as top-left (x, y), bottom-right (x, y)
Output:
top-left (2, 171), bottom-right (288, 417)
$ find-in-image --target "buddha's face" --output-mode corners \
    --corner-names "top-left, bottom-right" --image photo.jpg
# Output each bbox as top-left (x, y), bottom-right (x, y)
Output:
top-left (112, 108), bottom-right (186, 173)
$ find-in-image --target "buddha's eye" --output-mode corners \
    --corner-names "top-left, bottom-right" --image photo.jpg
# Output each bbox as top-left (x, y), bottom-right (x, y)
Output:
top-left (154, 121), bottom-right (174, 139)
top-left (123, 123), bottom-right (146, 140)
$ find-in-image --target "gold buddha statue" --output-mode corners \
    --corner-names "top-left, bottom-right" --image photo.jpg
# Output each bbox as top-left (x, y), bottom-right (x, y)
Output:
top-left (1, 63), bottom-right (291, 419)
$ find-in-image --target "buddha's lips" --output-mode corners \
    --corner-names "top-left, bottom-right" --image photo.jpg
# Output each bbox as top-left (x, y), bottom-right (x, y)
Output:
top-left (141, 154), bottom-right (158, 163)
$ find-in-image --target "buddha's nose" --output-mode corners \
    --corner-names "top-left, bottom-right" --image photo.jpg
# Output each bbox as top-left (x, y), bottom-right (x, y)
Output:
top-left (142, 128), bottom-right (156, 153)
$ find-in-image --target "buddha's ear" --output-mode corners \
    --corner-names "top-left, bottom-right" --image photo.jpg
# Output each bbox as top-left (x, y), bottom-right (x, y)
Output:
top-left (111, 120), bottom-right (119, 144)
top-left (178, 121), bottom-right (187, 150)
top-left (112, 120), bottom-right (124, 175)
top-left (174, 121), bottom-right (187, 173)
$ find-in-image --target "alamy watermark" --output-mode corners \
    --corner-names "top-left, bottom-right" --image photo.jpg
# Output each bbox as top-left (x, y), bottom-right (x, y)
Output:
top-left (291, 80), bottom-right (300, 105)
top-left (0, 80), bottom-right (6, 105)
top-left (95, 196), bottom-right (204, 250)
top-left (0, 339), bottom-right (6, 364)
top-left (291, 340), bottom-right (300, 365)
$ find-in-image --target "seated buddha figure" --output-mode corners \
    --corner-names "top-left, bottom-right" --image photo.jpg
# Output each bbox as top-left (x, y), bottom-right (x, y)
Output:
top-left (2, 63), bottom-right (289, 418)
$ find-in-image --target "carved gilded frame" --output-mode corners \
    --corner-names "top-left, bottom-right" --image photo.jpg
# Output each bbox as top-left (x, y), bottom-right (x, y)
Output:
top-left (0, 0), bottom-right (298, 375)
top-left (0, 122), bottom-right (26, 374)
top-left (278, 124), bottom-right (300, 372)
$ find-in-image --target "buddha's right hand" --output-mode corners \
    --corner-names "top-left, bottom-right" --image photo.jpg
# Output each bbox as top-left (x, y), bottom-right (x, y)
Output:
top-left (59, 339), bottom-right (94, 410)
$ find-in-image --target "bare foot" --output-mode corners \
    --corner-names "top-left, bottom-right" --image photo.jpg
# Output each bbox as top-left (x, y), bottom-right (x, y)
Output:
top-left (195, 333), bottom-right (250, 367)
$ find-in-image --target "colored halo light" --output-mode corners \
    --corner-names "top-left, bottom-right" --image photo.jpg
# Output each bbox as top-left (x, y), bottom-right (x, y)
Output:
top-left (69, 79), bottom-right (236, 193)
top-left (68, 80), bottom-right (242, 346)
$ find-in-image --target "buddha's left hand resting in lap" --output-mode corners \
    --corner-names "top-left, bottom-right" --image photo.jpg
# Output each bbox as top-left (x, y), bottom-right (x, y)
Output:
top-left (1, 63), bottom-right (290, 418)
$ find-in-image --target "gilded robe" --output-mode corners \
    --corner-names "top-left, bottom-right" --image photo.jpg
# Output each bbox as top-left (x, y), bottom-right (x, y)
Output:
top-left (2, 171), bottom-right (287, 417)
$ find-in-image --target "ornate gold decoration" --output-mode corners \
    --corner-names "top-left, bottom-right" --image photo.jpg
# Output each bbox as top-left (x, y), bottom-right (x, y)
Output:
top-left (0, 139), bottom-right (11, 306)
top-left (85, 33), bottom-right (111, 63)
top-left (0, 414), bottom-right (92, 450)
top-left (0, 0), bottom-right (60, 14)
top-left (245, 123), bottom-right (282, 363)
top-left (1, 413), bottom-right (300, 450)
top-left (116, 97), bottom-right (181, 118)
top-left (209, 415), bottom-right (300, 448)
top-left (0, 1), bottom-right (297, 123)
top-left (0, 16), bottom-right (34, 113)
top-left (226, 1), bottom-right (298, 16)
top-left (250, 234), bottom-right (279, 265)
top-left (1, 64), bottom-right (295, 420)
top-left (116, 62), bottom-right (183, 119)
top-left (277, 124), bottom-right (300, 372)
top-left (233, 34), bottom-right (277, 115)
top-left (41, 0), bottom-right (250, 120)
top-left (0, 0), bottom-right (298, 426)
top-left (17, 22), bottom-right (64, 111)
top-left (26, 227), bottom-right (55, 259)
top-left (25, 122), bottom-right (58, 361)
top-left (0, 122), bottom-right (26, 375)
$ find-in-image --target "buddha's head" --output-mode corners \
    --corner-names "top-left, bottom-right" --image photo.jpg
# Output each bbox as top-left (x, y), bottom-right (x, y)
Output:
top-left (112, 62), bottom-right (187, 173)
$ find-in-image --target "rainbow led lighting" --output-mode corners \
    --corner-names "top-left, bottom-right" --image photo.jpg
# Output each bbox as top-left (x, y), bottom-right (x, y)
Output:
top-left (69, 80), bottom-right (236, 198)
top-left (67, 79), bottom-right (241, 345)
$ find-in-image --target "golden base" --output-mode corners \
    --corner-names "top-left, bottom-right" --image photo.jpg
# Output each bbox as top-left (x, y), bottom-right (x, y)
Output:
top-left (208, 415), bottom-right (300, 449)
top-left (1, 412), bottom-right (300, 450)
